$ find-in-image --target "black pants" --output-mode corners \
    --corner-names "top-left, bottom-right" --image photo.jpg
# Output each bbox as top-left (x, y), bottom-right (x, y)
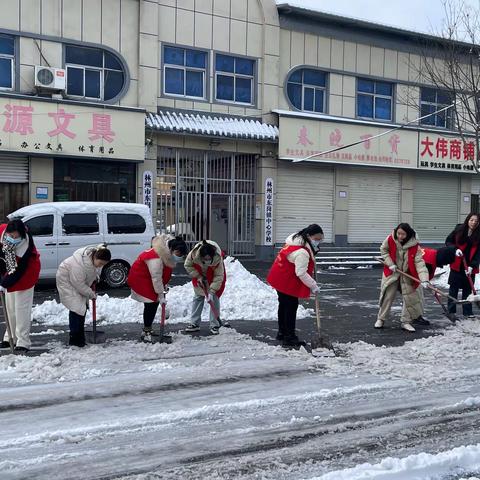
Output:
top-left (448, 275), bottom-right (474, 316)
top-left (143, 302), bottom-right (160, 328)
top-left (69, 311), bottom-right (86, 346)
top-left (277, 291), bottom-right (299, 338)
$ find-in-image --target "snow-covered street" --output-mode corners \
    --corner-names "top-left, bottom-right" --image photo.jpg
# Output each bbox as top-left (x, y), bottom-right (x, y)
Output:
top-left (2, 261), bottom-right (480, 479)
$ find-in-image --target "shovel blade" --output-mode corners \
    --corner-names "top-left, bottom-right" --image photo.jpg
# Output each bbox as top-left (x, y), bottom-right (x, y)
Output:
top-left (85, 329), bottom-right (106, 344)
top-left (311, 335), bottom-right (334, 352)
top-left (159, 334), bottom-right (173, 344)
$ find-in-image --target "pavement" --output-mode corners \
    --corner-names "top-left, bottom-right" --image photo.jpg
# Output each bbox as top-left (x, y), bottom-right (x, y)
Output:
top-left (15, 261), bottom-right (460, 353)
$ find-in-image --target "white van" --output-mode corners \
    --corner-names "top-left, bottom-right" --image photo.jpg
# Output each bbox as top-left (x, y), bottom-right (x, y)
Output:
top-left (8, 202), bottom-right (155, 287)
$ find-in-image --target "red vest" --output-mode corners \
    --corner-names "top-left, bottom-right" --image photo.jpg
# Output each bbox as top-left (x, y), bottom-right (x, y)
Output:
top-left (421, 247), bottom-right (438, 280)
top-left (0, 224), bottom-right (41, 292)
top-left (267, 245), bottom-right (315, 299)
top-left (450, 239), bottom-right (479, 274)
top-left (192, 253), bottom-right (227, 297)
top-left (127, 248), bottom-right (173, 302)
top-left (383, 235), bottom-right (420, 288)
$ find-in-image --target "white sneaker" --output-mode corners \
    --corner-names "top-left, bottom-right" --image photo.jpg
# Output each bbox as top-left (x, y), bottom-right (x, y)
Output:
top-left (374, 319), bottom-right (384, 329)
top-left (402, 323), bottom-right (416, 332)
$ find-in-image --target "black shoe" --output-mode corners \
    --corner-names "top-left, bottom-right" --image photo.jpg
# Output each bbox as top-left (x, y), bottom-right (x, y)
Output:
top-left (282, 336), bottom-right (306, 348)
top-left (276, 332), bottom-right (285, 341)
top-left (69, 336), bottom-right (86, 348)
top-left (14, 346), bottom-right (29, 354)
top-left (413, 316), bottom-right (430, 326)
top-left (0, 341), bottom-right (13, 349)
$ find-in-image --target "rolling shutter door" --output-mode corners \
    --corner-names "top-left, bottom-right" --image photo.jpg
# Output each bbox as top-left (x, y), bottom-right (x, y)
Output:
top-left (275, 161), bottom-right (334, 243)
top-left (348, 167), bottom-right (401, 243)
top-left (0, 155), bottom-right (29, 183)
top-left (413, 172), bottom-right (459, 242)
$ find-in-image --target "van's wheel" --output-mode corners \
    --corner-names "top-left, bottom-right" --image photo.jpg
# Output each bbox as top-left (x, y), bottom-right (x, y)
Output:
top-left (103, 261), bottom-right (129, 288)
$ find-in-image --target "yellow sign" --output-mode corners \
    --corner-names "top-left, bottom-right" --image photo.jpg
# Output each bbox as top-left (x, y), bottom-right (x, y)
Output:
top-left (0, 98), bottom-right (145, 161)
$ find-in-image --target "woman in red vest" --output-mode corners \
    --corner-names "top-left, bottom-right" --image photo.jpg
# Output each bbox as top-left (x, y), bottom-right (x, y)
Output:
top-left (445, 213), bottom-right (480, 320)
top-left (267, 224), bottom-right (324, 347)
top-left (128, 235), bottom-right (187, 343)
top-left (0, 219), bottom-right (41, 353)
top-left (375, 223), bottom-right (429, 332)
top-left (184, 240), bottom-right (226, 335)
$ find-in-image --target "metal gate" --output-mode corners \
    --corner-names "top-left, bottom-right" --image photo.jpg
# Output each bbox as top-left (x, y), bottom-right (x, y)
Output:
top-left (157, 148), bottom-right (256, 256)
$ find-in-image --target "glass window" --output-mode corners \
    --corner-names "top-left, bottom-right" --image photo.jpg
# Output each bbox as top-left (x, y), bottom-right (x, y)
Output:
top-left (0, 35), bottom-right (14, 90)
top-left (286, 68), bottom-right (327, 113)
top-left (357, 78), bottom-right (393, 120)
top-left (25, 215), bottom-right (54, 237)
top-left (62, 214), bottom-right (99, 235)
top-left (420, 87), bottom-right (453, 129)
top-left (163, 45), bottom-right (207, 99)
top-left (65, 45), bottom-right (125, 100)
top-left (107, 214), bottom-right (146, 234)
top-left (215, 54), bottom-right (256, 105)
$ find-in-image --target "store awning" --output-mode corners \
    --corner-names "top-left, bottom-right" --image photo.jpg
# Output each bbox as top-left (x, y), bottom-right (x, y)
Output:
top-left (146, 111), bottom-right (279, 142)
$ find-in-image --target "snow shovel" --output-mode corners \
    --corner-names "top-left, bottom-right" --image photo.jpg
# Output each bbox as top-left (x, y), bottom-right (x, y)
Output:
top-left (158, 301), bottom-right (172, 344)
top-left (85, 284), bottom-right (106, 344)
top-left (310, 293), bottom-right (336, 356)
top-left (0, 289), bottom-right (14, 354)
top-left (462, 257), bottom-right (480, 308)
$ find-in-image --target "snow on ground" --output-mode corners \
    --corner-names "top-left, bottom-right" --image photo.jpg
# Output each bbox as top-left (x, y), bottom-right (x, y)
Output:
top-left (32, 257), bottom-right (313, 327)
top-left (432, 266), bottom-right (480, 290)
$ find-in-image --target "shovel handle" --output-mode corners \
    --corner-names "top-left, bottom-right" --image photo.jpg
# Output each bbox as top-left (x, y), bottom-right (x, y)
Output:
top-left (462, 257), bottom-right (478, 294)
top-left (159, 301), bottom-right (166, 338)
top-left (201, 282), bottom-right (221, 321)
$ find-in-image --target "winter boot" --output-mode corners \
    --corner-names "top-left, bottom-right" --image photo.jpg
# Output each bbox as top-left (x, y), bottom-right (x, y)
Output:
top-left (276, 332), bottom-right (285, 341)
top-left (0, 341), bottom-right (13, 349)
top-left (69, 334), bottom-right (86, 348)
top-left (184, 324), bottom-right (200, 333)
top-left (282, 335), bottom-right (306, 348)
top-left (141, 327), bottom-right (154, 343)
top-left (374, 319), bottom-right (384, 329)
top-left (402, 323), bottom-right (416, 332)
top-left (413, 316), bottom-right (430, 326)
top-left (14, 346), bottom-right (29, 354)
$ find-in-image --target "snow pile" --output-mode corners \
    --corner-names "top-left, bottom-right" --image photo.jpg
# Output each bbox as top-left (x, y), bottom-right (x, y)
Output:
top-left (432, 266), bottom-right (480, 290)
top-left (32, 257), bottom-right (312, 326)
top-left (309, 443), bottom-right (480, 480)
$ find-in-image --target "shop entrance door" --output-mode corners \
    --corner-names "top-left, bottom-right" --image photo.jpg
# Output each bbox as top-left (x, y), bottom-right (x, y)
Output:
top-left (210, 195), bottom-right (229, 252)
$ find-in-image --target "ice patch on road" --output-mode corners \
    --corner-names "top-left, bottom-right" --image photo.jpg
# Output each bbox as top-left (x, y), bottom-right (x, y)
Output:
top-left (32, 257), bottom-right (313, 326)
top-left (309, 443), bottom-right (480, 480)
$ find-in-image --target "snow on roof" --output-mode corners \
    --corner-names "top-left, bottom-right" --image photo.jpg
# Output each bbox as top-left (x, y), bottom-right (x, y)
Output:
top-left (9, 202), bottom-right (151, 219)
top-left (146, 111), bottom-right (279, 142)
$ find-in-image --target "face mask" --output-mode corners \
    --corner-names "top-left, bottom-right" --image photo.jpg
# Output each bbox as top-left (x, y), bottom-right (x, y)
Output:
top-left (172, 254), bottom-right (184, 263)
top-left (5, 235), bottom-right (22, 246)
top-left (202, 257), bottom-right (213, 264)
top-left (310, 239), bottom-right (321, 248)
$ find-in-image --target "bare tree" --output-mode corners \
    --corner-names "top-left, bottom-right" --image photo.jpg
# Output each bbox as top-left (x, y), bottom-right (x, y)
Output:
top-left (404, 0), bottom-right (480, 172)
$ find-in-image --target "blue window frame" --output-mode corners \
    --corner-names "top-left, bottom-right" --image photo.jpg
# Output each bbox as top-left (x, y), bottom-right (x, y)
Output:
top-left (0, 35), bottom-right (15, 90)
top-left (420, 87), bottom-right (453, 129)
top-left (286, 68), bottom-right (327, 113)
top-left (163, 46), bottom-right (207, 99)
top-left (65, 45), bottom-right (125, 101)
top-left (215, 54), bottom-right (255, 105)
top-left (357, 78), bottom-right (393, 121)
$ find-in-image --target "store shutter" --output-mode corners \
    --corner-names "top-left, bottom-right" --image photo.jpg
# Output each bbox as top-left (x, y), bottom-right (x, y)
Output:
top-left (0, 156), bottom-right (29, 183)
top-left (348, 167), bottom-right (401, 243)
top-left (275, 161), bottom-right (334, 243)
top-left (413, 172), bottom-right (459, 242)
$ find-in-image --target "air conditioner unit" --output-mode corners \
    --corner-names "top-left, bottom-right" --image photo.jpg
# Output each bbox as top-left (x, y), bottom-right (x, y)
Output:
top-left (34, 66), bottom-right (66, 90)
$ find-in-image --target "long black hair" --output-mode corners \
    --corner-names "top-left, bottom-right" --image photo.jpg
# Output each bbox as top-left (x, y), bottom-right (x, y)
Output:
top-left (454, 213), bottom-right (480, 244)
top-left (293, 224), bottom-right (324, 250)
top-left (168, 236), bottom-right (188, 256)
top-left (394, 223), bottom-right (416, 245)
top-left (199, 240), bottom-right (216, 259)
top-left (5, 219), bottom-right (27, 239)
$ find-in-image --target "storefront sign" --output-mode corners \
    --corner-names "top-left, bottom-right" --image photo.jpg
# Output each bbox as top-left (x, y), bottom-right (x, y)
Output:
top-left (418, 133), bottom-right (476, 173)
top-left (0, 98), bottom-right (145, 161)
top-left (143, 170), bottom-right (153, 212)
top-left (35, 186), bottom-right (48, 199)
top-left (279, 116), bottom-right (477, 174)
top-left (279, 117), bottom-right (417, 169)
top-left (264, 177), bottom-right (274, 245)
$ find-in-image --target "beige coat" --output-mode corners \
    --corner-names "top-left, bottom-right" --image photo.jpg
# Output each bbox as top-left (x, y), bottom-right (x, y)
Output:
top-left (56, 246), bottom-right (99, 316)
top-left (379, 233), bottom-right (429, 303)
top-left (184, 240), bottom-right (224, 296)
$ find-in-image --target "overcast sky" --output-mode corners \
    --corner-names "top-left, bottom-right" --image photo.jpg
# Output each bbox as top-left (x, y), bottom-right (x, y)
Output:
top-left (279, 0), bottom-right (479, 35)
